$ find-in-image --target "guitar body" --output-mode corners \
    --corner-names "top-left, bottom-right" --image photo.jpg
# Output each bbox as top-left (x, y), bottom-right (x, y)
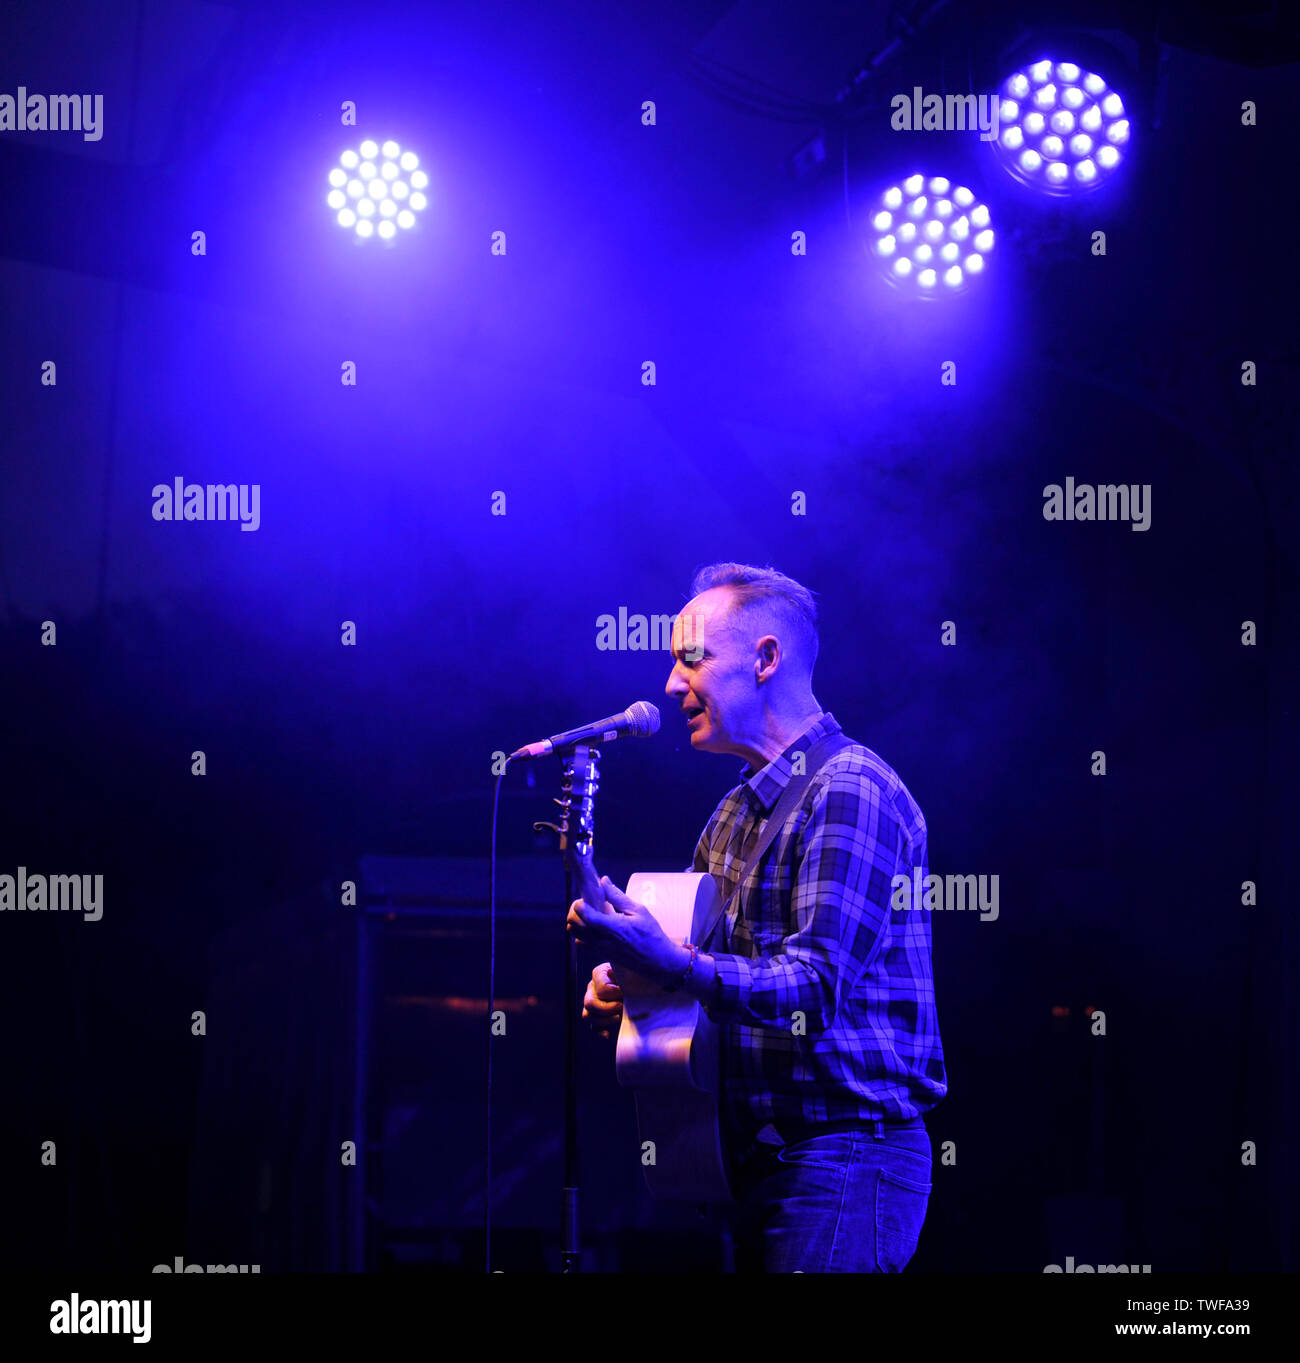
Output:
top-left (615, 872), bottom-right (732, 1204)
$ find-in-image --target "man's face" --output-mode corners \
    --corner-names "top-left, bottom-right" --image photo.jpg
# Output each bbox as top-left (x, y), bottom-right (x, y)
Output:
top-left (665, 588), bottom-right (755, 756)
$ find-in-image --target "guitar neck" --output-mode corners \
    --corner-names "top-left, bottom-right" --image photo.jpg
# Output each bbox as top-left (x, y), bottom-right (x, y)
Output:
top-left (570, 848), bottom-right (606, 910)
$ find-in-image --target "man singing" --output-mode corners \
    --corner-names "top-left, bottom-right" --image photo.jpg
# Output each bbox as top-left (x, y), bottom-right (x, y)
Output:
top-left (569, 562), bottom-right (946, 1273)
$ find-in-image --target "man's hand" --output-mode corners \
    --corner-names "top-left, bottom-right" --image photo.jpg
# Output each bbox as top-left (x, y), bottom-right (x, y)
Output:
top-left (566, 876), bottom-right (689, 985)
top-left (582, 962), bottom-right (624, 1040)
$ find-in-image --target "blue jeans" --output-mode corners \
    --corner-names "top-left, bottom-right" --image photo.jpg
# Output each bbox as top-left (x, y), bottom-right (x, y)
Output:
top-left (728, 1118), bottom-right (933, 1273)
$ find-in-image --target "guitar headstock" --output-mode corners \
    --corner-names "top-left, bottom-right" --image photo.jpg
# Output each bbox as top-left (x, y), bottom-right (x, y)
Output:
top-left (559, 745), bottom-right (606, 909)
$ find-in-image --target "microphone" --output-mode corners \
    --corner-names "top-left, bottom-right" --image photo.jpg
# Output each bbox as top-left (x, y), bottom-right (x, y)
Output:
top-left (510, 701), bottom-right (661, 760)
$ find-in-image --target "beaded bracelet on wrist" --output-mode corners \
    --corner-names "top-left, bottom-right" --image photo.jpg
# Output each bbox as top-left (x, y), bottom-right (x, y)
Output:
top-left (663, 941), bottom-right (698, 992)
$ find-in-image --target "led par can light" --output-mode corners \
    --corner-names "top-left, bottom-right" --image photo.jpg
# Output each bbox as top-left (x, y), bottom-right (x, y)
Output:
top-left (868, 174), bottom-right (994, 297)
top-left (990, 59), bottom-right (1129, 195)
top-left (328, 139), bottom-right (429, 240)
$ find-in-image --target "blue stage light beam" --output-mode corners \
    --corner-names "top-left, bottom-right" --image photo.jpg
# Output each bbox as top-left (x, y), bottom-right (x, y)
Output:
top-left (327, 139), bottom-right (429, 241)
top-left (990, 60), bottom-right (1129, 195)
top-left (868, 175), bottom-right (994, 298)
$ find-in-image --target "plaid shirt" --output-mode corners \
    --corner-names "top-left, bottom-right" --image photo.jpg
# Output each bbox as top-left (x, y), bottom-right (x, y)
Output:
top-left (690, 713), bottom-right (947, 1161)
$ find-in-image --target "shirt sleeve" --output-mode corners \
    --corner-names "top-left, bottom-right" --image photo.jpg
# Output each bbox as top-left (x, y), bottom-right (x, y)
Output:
top-left (703, 768), bottom-right (904, 1032)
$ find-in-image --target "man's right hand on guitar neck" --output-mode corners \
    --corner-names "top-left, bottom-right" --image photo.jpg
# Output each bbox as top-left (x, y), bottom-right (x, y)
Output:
top-left (582, 962), bottom-right (624, 1040)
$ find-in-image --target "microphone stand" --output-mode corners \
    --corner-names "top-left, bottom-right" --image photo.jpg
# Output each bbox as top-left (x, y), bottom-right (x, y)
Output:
top-left (535, 743), bottom-right (597, 1273)
top-left (562, 853), bottom-right (582, 1273)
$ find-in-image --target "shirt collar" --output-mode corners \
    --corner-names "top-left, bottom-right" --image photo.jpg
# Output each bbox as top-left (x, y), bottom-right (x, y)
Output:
top-left (738, 712), bottom-right (840, 814)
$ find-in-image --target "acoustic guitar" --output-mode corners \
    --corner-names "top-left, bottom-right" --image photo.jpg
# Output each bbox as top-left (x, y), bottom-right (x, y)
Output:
top-left (561, 746), bottom-right (733, 1203)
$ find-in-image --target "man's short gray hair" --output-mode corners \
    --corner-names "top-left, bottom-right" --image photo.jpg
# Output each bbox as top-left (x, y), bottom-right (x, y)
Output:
top-left (688, 562), bottom-right (820, 669)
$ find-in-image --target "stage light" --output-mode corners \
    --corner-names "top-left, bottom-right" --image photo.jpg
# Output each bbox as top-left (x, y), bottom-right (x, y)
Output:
top-left (991, 60), bottom-right (1128, 194)
top-left (328, 141), bottom-right (428, 241)
top-left (868, 175), bottom-right (994, 297)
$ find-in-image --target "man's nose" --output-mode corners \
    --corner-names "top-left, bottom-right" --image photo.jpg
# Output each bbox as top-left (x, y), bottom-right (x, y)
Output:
top-left (665, 665), bottom-right (688, 698)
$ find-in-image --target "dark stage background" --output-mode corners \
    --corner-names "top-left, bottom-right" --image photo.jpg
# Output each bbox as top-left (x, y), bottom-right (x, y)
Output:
top-left (0, 0), bottom-right (1295, 1277)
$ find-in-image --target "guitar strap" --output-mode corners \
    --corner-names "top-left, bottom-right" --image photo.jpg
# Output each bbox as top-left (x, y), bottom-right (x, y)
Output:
top-left (694, 730), bottom-right (856, 953)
